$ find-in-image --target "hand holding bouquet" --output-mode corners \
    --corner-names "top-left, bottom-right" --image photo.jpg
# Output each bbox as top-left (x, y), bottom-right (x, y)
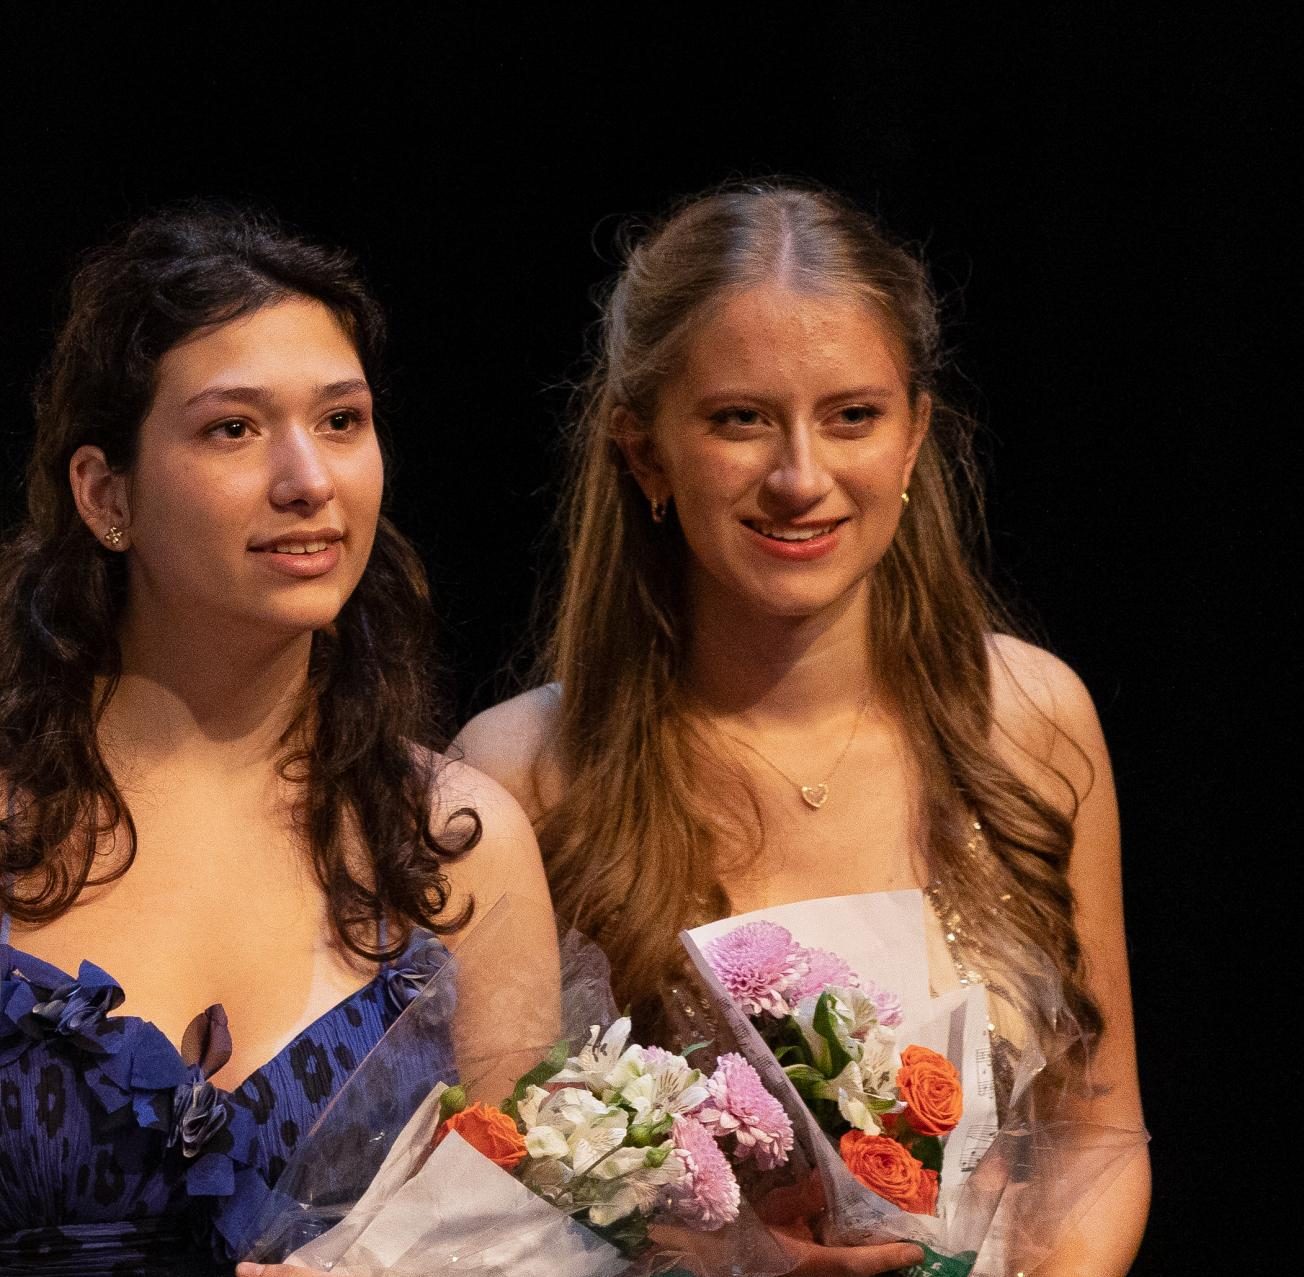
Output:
top-left (681, 892), bottom-right (1010, 1276)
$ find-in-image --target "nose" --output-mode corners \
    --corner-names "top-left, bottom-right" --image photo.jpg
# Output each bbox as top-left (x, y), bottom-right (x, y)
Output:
top-left (269, 428), bottom-right (335, 513)
top-left (762, 423), bottom-right (834, 512)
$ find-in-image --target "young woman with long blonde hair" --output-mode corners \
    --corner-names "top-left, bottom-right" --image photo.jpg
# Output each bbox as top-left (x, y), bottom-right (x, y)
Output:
top-left (459, 185), bottom-right (1148, 1274)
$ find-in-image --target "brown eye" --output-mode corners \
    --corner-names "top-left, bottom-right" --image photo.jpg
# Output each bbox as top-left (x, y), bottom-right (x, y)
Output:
top-left (323, 409), bottom-right (364, 433)
top-left (209, 419), bottom-right (249, 440)
top-left (710, 407), bottom-right (763, 427)
top-left (839, 405), bottom-right (882, 425)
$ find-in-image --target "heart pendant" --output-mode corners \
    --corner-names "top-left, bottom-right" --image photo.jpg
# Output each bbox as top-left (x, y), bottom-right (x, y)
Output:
top-left (800, 783), bottom-right (829, 810)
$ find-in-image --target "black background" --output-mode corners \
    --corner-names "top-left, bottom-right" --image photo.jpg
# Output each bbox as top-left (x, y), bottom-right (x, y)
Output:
top-left (2, 7), bottom-right (1293, 1270)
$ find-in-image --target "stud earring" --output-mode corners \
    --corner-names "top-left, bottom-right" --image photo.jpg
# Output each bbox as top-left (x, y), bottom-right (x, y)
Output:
top-left (103, 525), bottom-right (124, 547)
top-left (900, 491), bottom-right (910, 506)
top-left (650, 497), bottom-right (668, 524)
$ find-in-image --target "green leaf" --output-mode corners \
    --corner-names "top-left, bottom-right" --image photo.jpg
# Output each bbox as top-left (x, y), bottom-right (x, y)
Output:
top-left (910, 1134), bottom-right (943, 1173)
top-left (502, 1040), bottom-right (569, 1119)
top-left (812, 992), bottom-right (853, 1078)
top-left (784, 1063), bottom-right (829, 1100)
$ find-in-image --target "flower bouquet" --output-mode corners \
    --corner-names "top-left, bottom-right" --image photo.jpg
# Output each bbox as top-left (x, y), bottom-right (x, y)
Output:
top-left (680, 892), bottom-right (1015, 1277)
top-left (247, 897), bottom-right (792, 1275)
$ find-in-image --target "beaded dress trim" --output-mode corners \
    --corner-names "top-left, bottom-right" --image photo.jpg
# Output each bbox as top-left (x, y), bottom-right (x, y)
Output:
top-left (924, 816), bottom-right (1020, 1119)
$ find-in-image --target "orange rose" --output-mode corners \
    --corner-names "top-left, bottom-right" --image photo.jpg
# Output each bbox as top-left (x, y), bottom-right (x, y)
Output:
top-left (436, 1102), bottom-right (528, 1171)
top-left (839, 1131), bottom-right (924, 1212)
top-left (905, 1166), bottom-right (939, 1215)
top-left (896, 1045), bottom-right (963, 1137)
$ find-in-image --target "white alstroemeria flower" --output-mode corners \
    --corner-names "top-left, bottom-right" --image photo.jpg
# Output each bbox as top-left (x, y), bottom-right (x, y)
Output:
top-left (815, 1058), bottom-right (897, 1134)
top-left (794, 985), bottom-right (900, 1076)
top-left (838, 1091), bottom-right (882, 1134)
top-left (518, 1084), bottom-right (630, 1175)
top-left (549, 1089), bottom-right (630, 1172)
top-left (583, 1149), bottom-right (686, 1226)
top-left (552, 1019), bottom-right (633, 1089)
top-left (857, 1023), bottom-right (898, 1095)
top-left (614, 1051), bottom-right (709, 1125)
top-left (525, 1124), bottom-right (570, 1159)
top-left (827, 985), bottom-right (886, 1044)
top-left (515, 1084), bottom-right (551, 1130)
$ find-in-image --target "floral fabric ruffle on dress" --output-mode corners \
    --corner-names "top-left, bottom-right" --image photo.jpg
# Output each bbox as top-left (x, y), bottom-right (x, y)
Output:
top-left (0, 929), bottom-right (455, 1277)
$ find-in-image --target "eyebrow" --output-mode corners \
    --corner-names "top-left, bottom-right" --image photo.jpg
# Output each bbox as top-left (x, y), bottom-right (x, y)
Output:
top-left (182, 379), bottom-right (372, 410)
top-left (697, 385), bottom-right (896, 411)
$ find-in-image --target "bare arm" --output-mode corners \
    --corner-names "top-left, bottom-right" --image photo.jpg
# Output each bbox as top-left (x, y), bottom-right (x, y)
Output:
top-left (453, 685), bottom-right (564, 822)
top-left (990, 637), bottom-right (1150, 1274)
top-left (431, 757), bottom-right (561, 1104)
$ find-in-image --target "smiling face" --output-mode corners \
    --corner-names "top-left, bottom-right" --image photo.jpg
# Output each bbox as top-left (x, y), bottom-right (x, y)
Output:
top-left (99, 296), bottom-right (384, 641)
top-left (626, 283), bottom-right (927, 623)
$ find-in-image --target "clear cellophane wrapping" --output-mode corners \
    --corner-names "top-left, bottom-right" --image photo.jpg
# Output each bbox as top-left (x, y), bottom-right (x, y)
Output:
top-left (246, 895), bottom-right (790, 1275)
top-left (679, 891), bottom-right (1148, 1276)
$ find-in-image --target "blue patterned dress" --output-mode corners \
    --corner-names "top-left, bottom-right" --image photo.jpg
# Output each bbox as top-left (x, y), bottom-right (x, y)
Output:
top-left (0, 914), bottom-right (456, 1275)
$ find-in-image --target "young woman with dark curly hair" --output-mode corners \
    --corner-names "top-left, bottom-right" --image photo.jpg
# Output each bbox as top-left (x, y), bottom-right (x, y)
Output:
top-left (0, 208), bottom-right (556, 1276)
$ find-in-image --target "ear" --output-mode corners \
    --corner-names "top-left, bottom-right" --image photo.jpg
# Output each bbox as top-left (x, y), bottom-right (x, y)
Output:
top-left (69, 445), bottom-right (131, 549)
top-left (611, 406), bottom-right (669, 504)
top-left (901, 391), bottom-right (932, 490)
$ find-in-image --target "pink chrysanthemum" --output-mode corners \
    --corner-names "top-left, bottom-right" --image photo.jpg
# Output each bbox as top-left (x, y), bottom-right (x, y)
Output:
top-left (697, 1053), bottom-right (795, 1171)
top-left (787, 945), bottom-right (862, 1001)
top-left (668, 1115), bottom-right (741, 1230)
top-left (703, 922), bottom-right (806, 1018)
top-left (863, 978), bottom-right (904, 1028)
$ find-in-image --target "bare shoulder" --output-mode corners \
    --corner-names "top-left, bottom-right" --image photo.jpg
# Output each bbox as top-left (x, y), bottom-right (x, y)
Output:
top-left (986, 633), bottom-right (1107, 813)
top-left (453, 684), bottom-right (565, 821)
top-left (418, 750), bottom-right (553, 939)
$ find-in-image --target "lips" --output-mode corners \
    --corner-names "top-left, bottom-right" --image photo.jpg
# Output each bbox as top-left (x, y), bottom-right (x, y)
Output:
top-left (743, 518), bottom-right (848, 542)
top-left (249, 529), bottom-right (343, 553)
top-left (742, 517), bottom-right (847, 561)
top-left (249, 530), bottom-right (344, 578)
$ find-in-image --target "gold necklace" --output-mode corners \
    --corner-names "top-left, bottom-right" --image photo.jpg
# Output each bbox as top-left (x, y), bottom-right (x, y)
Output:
top-left (724, 692), bottom-right (871, 811)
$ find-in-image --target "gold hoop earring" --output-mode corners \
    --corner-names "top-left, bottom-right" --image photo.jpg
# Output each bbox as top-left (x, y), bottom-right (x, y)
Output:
top-left (900, 491), bottom-right (910, 507)
top-left (650, 498), bottom-right (668, 524)
top-left (103, 525), bottom-right (124, 547)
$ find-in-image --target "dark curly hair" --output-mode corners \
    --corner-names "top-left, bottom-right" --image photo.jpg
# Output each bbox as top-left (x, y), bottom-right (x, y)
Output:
top-left (0, 205), bottom-right (476, 960)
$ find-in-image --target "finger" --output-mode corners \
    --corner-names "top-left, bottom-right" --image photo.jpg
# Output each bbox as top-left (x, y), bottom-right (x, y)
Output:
top-left (771, 1227), bottom-right (927, 1276)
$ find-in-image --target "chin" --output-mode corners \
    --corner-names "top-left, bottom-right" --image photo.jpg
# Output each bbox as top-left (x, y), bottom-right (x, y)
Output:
top-left (250, 595), bottom-right (353, 638)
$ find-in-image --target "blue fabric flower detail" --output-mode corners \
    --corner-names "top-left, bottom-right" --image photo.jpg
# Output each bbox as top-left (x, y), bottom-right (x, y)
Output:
top-left (382, 930), bottom-right (453, 1016)
top-left (1, 948), bottom-right (126, 1065)
top-left (170, 1078), bottom-right (231, 1160)
top-left (84, 1019), bottom-right (188, 1131)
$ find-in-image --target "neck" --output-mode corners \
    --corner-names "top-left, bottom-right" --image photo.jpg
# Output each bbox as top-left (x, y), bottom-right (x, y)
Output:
top-left (685, 574), bottom-right (874, 729)
top-left (102, 604), bottom-right (313, 772)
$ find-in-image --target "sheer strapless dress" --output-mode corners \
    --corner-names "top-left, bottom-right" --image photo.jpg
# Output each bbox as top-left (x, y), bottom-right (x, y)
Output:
top-left (0, 913), bottom-right (456, 1276)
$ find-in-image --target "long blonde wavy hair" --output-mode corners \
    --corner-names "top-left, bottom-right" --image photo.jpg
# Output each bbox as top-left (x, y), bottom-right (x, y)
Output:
top-left (537, 184), bottom-right (1099, 1055)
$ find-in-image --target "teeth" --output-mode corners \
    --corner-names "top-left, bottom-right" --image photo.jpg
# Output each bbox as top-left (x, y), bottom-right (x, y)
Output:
top-left (271, 540), bottom-right (329, 554)
top-left (753, 522), bottom-right (839, 542)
